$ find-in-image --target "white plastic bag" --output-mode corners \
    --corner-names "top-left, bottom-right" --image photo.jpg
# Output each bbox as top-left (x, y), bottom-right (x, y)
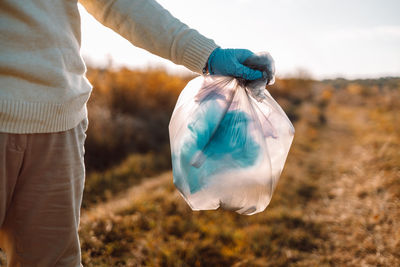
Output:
top-left (169, 53), bottom-right (294, 215)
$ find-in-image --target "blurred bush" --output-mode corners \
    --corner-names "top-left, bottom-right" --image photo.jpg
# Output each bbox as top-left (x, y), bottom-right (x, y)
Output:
top-left (85, 67), bottom-right (192, 172)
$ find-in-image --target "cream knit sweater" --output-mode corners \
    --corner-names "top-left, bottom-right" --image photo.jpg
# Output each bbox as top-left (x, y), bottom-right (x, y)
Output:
top-left (0, 0), bottom-right (218, 133)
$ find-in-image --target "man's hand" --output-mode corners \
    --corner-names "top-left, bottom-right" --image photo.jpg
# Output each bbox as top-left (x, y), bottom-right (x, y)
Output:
top-left (207, 48), bottom-right (263, 80)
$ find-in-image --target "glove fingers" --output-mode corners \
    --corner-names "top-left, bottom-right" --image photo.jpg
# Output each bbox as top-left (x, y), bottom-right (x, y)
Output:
top-left (236, 65), bottom-right (263, 81)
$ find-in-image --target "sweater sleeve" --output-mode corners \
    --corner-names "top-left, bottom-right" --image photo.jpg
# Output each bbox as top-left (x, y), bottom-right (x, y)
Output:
top-left (79, 0), bottom-right (219, 73)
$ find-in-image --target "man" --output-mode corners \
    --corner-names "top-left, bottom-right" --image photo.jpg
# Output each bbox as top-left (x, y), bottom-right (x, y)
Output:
top-left (0, 0), bottom-right (268, 265)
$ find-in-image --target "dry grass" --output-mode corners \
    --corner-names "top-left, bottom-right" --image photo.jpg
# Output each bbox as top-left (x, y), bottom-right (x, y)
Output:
top-left (77, 76), bottom-right (400, 266)
top-left (1, 73), bottom-right (399, 266)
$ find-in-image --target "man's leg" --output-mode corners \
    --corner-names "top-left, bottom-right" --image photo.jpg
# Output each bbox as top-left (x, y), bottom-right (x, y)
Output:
top-left (0, 119), bottom-right (87, 267)
top-left (0, 133), bottom-right (24, 230)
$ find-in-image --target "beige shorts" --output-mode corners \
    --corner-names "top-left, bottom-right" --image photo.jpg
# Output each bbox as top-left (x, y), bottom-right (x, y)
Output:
top-left (0, 119), bottom-right (88, 267)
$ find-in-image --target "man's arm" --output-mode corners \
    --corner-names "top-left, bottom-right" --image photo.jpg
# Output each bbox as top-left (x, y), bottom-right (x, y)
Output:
top-left (79, 0), bottom-right (218, 73)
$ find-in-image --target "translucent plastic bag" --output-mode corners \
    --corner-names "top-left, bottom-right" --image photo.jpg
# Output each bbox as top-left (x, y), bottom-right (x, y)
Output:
top-left (169, 53), bottom-right (294, 215)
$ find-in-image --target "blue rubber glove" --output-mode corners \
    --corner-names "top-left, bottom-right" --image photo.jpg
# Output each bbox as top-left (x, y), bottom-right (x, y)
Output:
top-left (207, 48), bottom-right (263, 80)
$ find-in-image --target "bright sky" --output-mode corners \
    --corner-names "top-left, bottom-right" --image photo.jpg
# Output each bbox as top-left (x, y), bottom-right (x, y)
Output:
top-left (79, 0), bottom-right (400, 79)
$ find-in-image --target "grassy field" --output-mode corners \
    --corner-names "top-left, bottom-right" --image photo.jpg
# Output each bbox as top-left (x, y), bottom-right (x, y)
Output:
top-left (78, 74), bottom-right (399, 266)
top-left (1, 72), bottom-right (399, 266)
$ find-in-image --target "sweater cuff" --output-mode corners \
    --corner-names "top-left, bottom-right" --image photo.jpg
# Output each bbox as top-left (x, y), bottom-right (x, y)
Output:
top-left (182, 34), bottom-right (219, 74)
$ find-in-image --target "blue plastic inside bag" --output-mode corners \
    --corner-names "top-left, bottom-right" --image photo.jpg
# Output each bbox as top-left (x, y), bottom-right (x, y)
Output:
top-left (173, 97), bottom-right (260, 194)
